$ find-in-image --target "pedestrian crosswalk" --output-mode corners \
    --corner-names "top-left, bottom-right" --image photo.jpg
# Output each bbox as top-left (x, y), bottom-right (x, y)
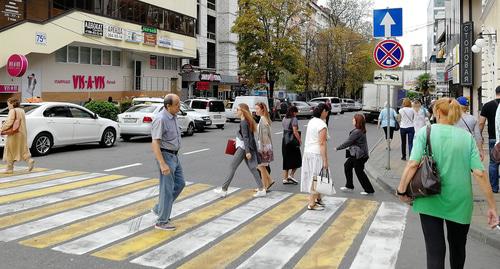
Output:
top-left (0, 167), bottom-right (409, 269)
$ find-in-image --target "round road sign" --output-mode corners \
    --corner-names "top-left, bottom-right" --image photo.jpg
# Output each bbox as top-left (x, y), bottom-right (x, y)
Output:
top-left (373, 40), bottom-right (404, 69)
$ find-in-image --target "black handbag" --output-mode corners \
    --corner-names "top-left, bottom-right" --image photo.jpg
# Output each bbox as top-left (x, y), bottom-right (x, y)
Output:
top-left (283, 119), bottom-right (299, 147)
top-left (406, 126), bottom-right (441, 197)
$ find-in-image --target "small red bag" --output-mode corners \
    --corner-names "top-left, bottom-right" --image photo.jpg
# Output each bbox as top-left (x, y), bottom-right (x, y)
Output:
top-left (225, 139), bottom-right (236, 155)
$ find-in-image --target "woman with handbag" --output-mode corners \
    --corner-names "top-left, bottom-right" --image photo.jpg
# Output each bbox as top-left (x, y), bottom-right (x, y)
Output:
top-left (281, 106), bottom-right (301, 185)
top-left (214, 103), bottom-right (266, 198)
top-left (255, 102), bottom-right (274, 191)
top-left (377, 102), bottom-right (398, 150)
top-left (399, 98), bottom-right (416, 161)
top-left (336, 114), bottom-right (374, 195)
top-left (397, 98), bottom-right (499, 269)
top-left (300, 103), bottom-right (329, 210)
top-left (1, 98), bottom-right (34, 174)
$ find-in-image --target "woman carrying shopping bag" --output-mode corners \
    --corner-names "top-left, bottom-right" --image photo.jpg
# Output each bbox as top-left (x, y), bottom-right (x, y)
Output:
top-left (255, 102), bottom-right (274, 191)
top-left (301, 103), bottom-right (330, 211)
top-left (214, 103), bottom-right (266, 198)
top-left (1, 98), bottom-right (34, 174)
top-left (336, 114), bottom-right (374, 195)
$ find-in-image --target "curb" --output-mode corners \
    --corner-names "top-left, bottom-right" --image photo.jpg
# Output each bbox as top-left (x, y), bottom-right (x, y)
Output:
top-left (365, 161), bottom-right (500, 251)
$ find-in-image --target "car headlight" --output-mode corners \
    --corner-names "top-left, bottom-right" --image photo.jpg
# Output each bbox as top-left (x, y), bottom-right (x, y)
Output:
top-left (202, 116), bottom-right (210, 120)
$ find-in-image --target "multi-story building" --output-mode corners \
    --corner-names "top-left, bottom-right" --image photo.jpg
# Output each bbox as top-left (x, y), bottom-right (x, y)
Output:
top-left (0, 0), bottom-right (197, 104)
top-left (427, 0), bottom-right (446, 61)
top-left (410, 44), bottom-right (423, 68)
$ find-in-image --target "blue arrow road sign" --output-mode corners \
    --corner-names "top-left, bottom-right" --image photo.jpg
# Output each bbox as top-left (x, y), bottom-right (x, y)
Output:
top-left (373, 8), bottom-right (402, 37)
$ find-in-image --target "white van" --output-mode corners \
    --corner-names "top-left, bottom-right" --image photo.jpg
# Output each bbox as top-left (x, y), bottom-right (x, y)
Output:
top-left (228, 96), bottom-right (269, 122)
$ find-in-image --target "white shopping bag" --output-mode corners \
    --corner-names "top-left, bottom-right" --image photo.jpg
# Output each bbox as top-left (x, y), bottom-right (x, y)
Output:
top-left (314, 168), bottom-right (336, 196)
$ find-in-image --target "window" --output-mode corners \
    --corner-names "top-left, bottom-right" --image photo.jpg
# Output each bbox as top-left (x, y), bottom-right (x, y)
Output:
top-left (103, 0), bottom-right (118, 17)
top-left (207, 42), bottom-right (216, 69)
top-left (171, 58), bottom-right (178, 70)
top-left (158, 56), bottom-right (164, 69)
top-left (69, 107), bottom-right (94, 118)
top-left (150, 55), bottom-right (157, 69)
top-left (68, 46), bottom-right (79, 63)
top-left (92, 48), bottom-right (102, 65)
top-left (80, 47), bottom-right (91, 64)
top-left (55, 46), bottom-right (67, 62)
top-left (43, 106), bottom-right (71, 117)
top-left (207, 0), bottom-right (216, 10)
top-left (102, 50), bottom-right (111, 65)
top-left (94, 0), bottom-right (103, 14)
top-left (125, 105), bottom-right (157, 113)
top-left (165, 57), bottom-right (172, 70)
top-left (112, 51), bottom-right (121, 66)
top-left (191, 101), bottom-right (206, 109)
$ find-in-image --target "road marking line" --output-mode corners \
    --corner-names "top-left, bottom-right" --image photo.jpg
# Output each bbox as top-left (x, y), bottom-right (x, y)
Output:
top-left (54, 186), bottom-right (239, 255)
top-left (0, 186), bottom-right (162, 242)
top-left (0, 169), bottom-right (67, 184)
top-left (183, 148), bottom-right (210, 155)
top-left (0, 173), bottom-right (120, 204)
top-left (130, 192), bottom-right (292, 268)
top-left (295, 199), bottom-right (378, 269)
top-left (93, 189), bottom-right (254, 261)
top-left (20, 183), bottom-right (210, 248)
top-left (350, 202), bottom-right (409, 269)
top-left (179, 194), bottom-right (308, 269)
top-left (0, 177), bottom-right (154, 230)
top-left (0, 177), bottom-right (150, 216)
top-left (0, 171), bottom-right (85, 190)
top-left (104, 163), bottom-right (142, 172)
top-left (235, 197), bottom-right (346, 269)
top-left (0, 168), bottom-right (47, 179)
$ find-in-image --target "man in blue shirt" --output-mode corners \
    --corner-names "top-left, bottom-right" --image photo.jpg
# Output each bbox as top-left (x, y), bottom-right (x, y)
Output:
top-left (151, 94), bottom-right (185, 230)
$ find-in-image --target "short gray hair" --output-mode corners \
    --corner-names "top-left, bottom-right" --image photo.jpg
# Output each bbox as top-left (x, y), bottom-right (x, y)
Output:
top-left (164, 94), bottom-right (179, 107)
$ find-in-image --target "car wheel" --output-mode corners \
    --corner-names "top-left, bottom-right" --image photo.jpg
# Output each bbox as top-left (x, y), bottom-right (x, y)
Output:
top-left (216, 124), bottom-right (224, 129)
top-left (31, 132), bottom-right (53, 156)
top-left (228, 118), bottom-right (235, 122)
top-left (121, 135), bottom-right (132, 142)
top-left (340, 111), bottom-right (345, 114)
top-left (100, 128), bottom-right (116, 147)
top-left (186, 123), bottom-right (195, 136)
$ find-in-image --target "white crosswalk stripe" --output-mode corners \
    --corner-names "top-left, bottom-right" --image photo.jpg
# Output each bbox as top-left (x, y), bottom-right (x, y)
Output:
top-left (0, 169), bottom-right (66, 183)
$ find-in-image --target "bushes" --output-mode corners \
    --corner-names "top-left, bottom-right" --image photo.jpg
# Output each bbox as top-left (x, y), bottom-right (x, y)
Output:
top-left (119, 99), bottom-right (133, 113)
top-left (84, 101), bottom-right (119, 121)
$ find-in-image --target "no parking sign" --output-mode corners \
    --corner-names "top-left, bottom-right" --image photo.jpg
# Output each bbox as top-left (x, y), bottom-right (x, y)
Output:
top-left (373, 40), bottom-right (404, 69)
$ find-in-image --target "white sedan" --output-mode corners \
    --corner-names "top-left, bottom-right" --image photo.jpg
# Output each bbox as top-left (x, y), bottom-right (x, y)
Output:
top-left (118, 103), bottom-right (195, 141)
top-left (0, 102), bottom-right (119, 156)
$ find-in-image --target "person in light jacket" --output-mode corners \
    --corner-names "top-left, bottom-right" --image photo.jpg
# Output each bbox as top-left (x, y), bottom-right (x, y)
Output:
top-left (1, 98), bottom-right (34, 174)
top-left (255, 102), bottom-right (274, 191)
top-left (336, 114), bottom-right (374, 195)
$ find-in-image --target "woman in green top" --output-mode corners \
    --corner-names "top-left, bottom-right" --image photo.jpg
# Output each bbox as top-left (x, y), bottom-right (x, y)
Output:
top-left (397, 98), bottom-right (498, 269)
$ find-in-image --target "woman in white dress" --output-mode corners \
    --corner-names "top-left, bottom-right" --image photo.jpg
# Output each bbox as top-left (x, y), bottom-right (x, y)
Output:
top-left (413, 100), bottom-right (429, 134)
top-left (301, 103), bottom-right (330, 210)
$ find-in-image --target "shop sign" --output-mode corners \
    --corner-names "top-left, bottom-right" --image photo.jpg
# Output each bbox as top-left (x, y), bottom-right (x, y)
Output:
top-left (72, 75), bottom-right (106, 90)
top-left (197, 81), bottom-right (210, 91)
top-left (460, 21), bottom-right (473, 86)
top-left (143, 33), bottom-right (157, 46)
top-left (105, 25), bottom-right (123, 40)
top-left (158, 36), bottom-right (172, 48)
top-left (0, 84), bottom-right (19, 93)
top-left (7, 54), bottom-right (28, 77)
top-left (172, 40), bottom-right (184, 51)
top-left (199, 73), bottom-right (222, 82)
top-left (35, 32), bottom-right (47, 45)
top-left (142, 26), bottom-right (157, 34)
top-left (84, 21), bottom-right (103, 36)
top-left (125, 30), bottom-right (144, 43)
top-left (1, 0), bottom-right (23, 23)
top-left (181, 64), bottom-right (194, 73)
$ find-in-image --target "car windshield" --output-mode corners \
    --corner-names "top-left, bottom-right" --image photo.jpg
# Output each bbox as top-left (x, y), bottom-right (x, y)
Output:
top-left (331, 98), bottom-right (340, 103)
top-left (209, 101), bottom-right (225, 112)
top-left (125, 105), bottom-right (158, 113)
top-left (294, 101), bottom-right (309, 106)
top-left (0, 104), bottom-right (39, 115)
top-left (181, 103), bottom-right (195, 111)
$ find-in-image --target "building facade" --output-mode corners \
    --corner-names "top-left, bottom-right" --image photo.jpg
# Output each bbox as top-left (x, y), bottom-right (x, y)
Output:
top-left (410, 44), bottom-right (423, 68)
top-left (0, 0), bottom-right (197, 104)
top-left (477, 0), bottom-right (499, 103)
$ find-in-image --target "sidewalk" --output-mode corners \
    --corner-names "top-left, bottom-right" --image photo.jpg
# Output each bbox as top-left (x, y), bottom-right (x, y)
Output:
top-left (365, 131), bottom-right (500, 250)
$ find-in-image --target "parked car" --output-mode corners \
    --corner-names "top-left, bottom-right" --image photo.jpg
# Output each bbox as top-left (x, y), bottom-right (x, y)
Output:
top-left (341, 98), bottom-right (356, 112)
top-left (291, 101), bottom-right (313, 118)
top-left (0, 102), bottom-right (119, 156)
top-left (131, 97), bottom-right (164, 106)
top-left (118, 103), bottom-right (194, 141)
top-left (228, 96), bottom-right (270, 122)
top-left (225, 102), bottom-right (237, 122)
top-left (309, 97), bottom-right (342, 114)
top-left (353, 101), bottom-right (362, 111)
top-left (180, 103), bottom-right (212, 131)
top-left (184, 98), bottom-right (226, 129)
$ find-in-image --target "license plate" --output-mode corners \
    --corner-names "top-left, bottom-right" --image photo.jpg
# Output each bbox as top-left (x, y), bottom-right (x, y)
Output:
top-left (124, 118), bottom-right (137, 123)
top-left (213, 115), bottom-right (221, 119)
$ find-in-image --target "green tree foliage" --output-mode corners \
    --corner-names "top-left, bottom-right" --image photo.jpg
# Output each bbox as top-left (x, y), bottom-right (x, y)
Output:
top-left (232, 0), bottom-right (310, 98)
top-left (84, 101), bottom-right (119, 121)
top-left (416, 73), bottom-right (432, 93)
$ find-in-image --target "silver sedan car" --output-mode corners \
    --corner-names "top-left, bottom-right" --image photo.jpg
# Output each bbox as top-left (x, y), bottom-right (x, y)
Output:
top-left (292, 101), bottom-right (313, 118)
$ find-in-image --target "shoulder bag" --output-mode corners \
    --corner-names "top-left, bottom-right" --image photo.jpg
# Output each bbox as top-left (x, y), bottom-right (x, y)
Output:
top-left (313, 168), bottom-right (336, 196)
top-left (225, 139), bottom-right (236, 155)
top-left (406, 126), bottom-right (441, 197)
top-left (1, 109), bottom-right (20, 136)
top-left (283, 118), bottom-right (299, 147)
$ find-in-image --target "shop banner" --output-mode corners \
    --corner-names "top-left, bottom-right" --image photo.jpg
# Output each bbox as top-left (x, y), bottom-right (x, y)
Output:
top-left (144, 33), bottom-right (157, 46)
top-left (460, 21), bottom-right (473, 86)
top-left (172, 40), bottom-right (184, 51)
top-left (197, 81), bottom-right (210, 91)
top-left (84, 21), bottom-right (103, 36)
top-left (125, 30), bottom-right (143, 43)
top-left (0, 84), bottom-right (19, 93)
top-left (142, 26), bottom-right (157, 34)
top-left (7, 54), bottom-right (28, 77)
top-left (158, 36), bottom-right (172, 48)
top-left (105, 25), bottom-right (123, 40)
top-left (22, 69), bottom-right (42, 101)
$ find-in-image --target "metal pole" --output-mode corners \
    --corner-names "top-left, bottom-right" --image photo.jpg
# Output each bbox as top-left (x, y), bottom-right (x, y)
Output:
top-left (386, 84), bottom-right (391, 170)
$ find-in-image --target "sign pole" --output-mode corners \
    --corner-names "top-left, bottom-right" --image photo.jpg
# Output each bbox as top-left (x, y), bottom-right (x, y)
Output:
top-left (386, 84), bottom-right (391, 170)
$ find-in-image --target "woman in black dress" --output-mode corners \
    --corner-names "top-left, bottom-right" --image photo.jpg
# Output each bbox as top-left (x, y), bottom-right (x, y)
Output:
top-left (282, 106), bottom-right (302, 184)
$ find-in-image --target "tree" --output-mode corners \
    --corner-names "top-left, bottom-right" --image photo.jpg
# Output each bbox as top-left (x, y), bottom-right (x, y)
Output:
top-left (232, 0), bottom-right (310, 99)
top-left (416, 73), bottom-right (432, 93)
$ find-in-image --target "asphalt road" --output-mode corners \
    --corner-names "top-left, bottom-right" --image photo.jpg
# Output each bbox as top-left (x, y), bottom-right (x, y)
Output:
top-left (1, 111), bottom-right (499, 269)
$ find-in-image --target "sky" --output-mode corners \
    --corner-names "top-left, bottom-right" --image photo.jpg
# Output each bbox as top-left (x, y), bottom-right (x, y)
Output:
top-left (318, 0), bottom-right (430, 65)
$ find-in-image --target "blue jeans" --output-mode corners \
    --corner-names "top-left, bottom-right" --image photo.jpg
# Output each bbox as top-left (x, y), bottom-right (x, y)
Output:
top-left (153, 152), bottom-right (185, 224)
top-left (400, 127), bottom-right (415, 158)
top-left (488, 139), bottom-right (499, 192)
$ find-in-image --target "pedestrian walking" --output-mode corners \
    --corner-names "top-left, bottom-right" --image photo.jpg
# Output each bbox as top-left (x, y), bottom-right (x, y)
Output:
top-left (150, 94), bottom-right (186, 231)
top-left (480, 86), bottom-right (500, 193)
top-left (300, 103), bottom-right (329, 210)
top-left (1, 98), bottom-right (34, 174)
top-left (399, 98), bottom-right (415, 161)
top-left (455, 96), bottom-right (484, 160)
top-left (336, 114), bottom-right (374, 195)
top-left (397, 98), bottom-right (499, 269)
top-left (377, 102), bottom-right (398, 150)
top-left (255, 102), bottom-right (274, 191)
top-left (214, 103), bottom-right (266, 197)
top-left (413, 100), bottom-right (429, 134)
top-left (282, 106), bottom-right (302, 185)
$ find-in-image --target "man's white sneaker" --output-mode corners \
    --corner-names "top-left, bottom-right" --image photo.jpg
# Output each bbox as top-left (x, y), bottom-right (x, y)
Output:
top-left (360, 191), bottom-right (373, 195)
top-left (214, 188), bottom-right (227, 197)
top-left (253, 189), bottom-right (266, 197)
top-left (340, 187), bottom-right (354, 192)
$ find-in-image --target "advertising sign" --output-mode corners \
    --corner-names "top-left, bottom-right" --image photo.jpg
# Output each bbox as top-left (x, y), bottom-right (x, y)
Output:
top-left (199, 73), bottom-right (222, 82)
top-left (172, 40), bottom-right (184, 51)
top-left (0, 85), bottom-right (19, 93)
top-left (158, 36), bottom-right (173, 48)
top-left (143, 33), bottom-right (157, 46)
top-left (84, 21), bottom-right (103, 36)
top-left (125, 30), bottom-right (144, 43)
top-left (7, 54), bottom-right (28, 77)
top-left (22, 69), bottom-right (41, 100)
top-left (35, 32), bottom-right (47, 45)
top-left (460, 21), bottom-right (473, 86)
top-left (105, 25), bottom-right (124, 40)
top-left (142, 26), bottom-right (157, 34)
top-left (0, 0), bottom-right (24, 24)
